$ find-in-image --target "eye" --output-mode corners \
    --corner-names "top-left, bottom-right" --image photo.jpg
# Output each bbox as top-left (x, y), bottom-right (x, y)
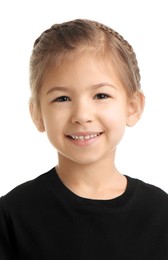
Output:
top-left (94, 93), bottom-right (110, 99)
top-left (52, 96), bottom-right (71, 102)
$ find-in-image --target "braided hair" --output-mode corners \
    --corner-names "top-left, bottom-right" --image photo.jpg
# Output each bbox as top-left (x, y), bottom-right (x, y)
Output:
top-left (30, 19), bottom-right (141, 104)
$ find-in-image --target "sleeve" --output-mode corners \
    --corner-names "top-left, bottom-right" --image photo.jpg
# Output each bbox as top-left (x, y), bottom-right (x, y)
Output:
top-left (0, 196), bottom-right (16, 260)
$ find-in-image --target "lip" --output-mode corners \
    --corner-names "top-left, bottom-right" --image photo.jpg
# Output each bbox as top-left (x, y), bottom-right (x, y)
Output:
top-left (66, 131), bottom-right (102, 136)
top-left (65, 131), bottom-right (103, 147)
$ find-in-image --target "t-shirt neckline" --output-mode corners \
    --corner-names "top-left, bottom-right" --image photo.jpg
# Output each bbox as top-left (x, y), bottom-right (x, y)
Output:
top-left (50, 167), bottom-right (138, 209)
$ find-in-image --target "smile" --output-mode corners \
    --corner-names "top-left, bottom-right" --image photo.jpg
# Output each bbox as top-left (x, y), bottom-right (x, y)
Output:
top-left (67, 132), bottom-right (103, 141)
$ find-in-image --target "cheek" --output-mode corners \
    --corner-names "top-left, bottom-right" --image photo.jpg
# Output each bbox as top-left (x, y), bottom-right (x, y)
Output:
top-left (42, 110), bottom-right (64, 135)
top-left (43, 115), bottom-right (64, 149)
top-left (100, 106), bottom-right (127, 145)
top-left (100, 105), bottom-right (127, 127)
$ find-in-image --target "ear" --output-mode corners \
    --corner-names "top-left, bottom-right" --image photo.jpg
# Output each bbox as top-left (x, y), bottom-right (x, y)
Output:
top-left (126, 91), bottom-right (145, 127)
top-left (29, 98), bottom-right (45, 132)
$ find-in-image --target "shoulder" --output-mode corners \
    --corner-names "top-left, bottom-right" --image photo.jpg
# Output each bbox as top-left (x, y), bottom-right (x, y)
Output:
top-left (0, 167), bottom-right (56, 212)
top-left (130, 176), bottom-right (168, 214)
top-left (136, 178), bottom-right (168, 199)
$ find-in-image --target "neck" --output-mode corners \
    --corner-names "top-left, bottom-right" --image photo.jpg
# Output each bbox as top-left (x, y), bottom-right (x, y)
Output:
top-left (55, 152), bottom-right (126, 199)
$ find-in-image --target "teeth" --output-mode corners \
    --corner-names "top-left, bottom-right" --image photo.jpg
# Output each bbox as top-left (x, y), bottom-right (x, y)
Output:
top-left (70, 133), bottom-right (100, 140)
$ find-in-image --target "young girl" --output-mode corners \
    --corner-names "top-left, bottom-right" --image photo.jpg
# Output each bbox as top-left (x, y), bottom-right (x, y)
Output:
top-left (0, 19), bottom-right (168, 259)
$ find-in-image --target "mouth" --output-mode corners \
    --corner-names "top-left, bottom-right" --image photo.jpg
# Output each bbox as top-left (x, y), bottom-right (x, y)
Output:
top-left (66, 132), bottom-right (103, 141)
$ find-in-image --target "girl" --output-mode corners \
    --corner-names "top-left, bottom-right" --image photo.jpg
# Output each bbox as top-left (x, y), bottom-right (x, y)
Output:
top-left (0, 19), bottom-right (168, 259)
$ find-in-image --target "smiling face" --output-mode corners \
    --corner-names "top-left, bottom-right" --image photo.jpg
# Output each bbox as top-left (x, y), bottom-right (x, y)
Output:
top-left (30, 53), bottom-right (143, 167)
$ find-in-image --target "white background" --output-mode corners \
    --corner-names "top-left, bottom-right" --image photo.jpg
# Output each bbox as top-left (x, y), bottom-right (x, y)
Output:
top-left (0, 0), bottom-right (168, 195)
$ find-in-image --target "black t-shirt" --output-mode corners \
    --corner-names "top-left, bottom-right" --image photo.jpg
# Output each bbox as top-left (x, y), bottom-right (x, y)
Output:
top-left (0, 167), bottom-right (168, 259)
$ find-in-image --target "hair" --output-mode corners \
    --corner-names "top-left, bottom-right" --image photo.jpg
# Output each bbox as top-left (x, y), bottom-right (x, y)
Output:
top-left (29, 19), bottom-right (141, 105)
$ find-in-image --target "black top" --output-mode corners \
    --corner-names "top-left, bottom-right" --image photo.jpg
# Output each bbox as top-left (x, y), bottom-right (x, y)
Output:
top-left (0, 167), bottom-right (168, 259)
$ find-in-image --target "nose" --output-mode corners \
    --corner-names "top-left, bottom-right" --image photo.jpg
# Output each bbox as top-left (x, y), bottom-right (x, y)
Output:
top-left (71, 101), bottom-right (94, 125)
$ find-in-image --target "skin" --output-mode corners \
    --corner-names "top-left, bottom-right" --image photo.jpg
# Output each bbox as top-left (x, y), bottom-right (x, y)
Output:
top-left (30, 53), bottom-right (144, 199)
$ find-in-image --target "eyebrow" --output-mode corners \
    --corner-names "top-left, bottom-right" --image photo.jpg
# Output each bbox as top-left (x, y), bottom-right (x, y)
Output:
top-left (46, 83), bottom-right (117, 95)
top-left (46, 86), bottom-right (69, 95)
top-left (92, 83), bottom-right (117, 90)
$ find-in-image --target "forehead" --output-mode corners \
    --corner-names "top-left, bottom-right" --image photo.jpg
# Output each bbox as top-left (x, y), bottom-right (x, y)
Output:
top-left (42, 53), bottom-right (123, 89)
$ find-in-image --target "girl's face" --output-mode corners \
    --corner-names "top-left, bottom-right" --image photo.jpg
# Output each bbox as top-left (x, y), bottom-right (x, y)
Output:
top-left (38, 54), bottom-right (136, 166)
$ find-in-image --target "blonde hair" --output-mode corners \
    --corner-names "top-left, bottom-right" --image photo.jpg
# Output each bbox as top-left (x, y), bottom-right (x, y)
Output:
top-left (29, 19), bottom-right (141, 105)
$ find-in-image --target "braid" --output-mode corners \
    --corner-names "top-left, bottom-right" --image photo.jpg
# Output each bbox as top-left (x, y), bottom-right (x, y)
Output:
top-left (92, 21), bottom-right (141, 90)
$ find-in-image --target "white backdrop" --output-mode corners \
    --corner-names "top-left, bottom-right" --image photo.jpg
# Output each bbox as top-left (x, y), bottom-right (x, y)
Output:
top-left (0, 0), bottom-right (168, 195)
